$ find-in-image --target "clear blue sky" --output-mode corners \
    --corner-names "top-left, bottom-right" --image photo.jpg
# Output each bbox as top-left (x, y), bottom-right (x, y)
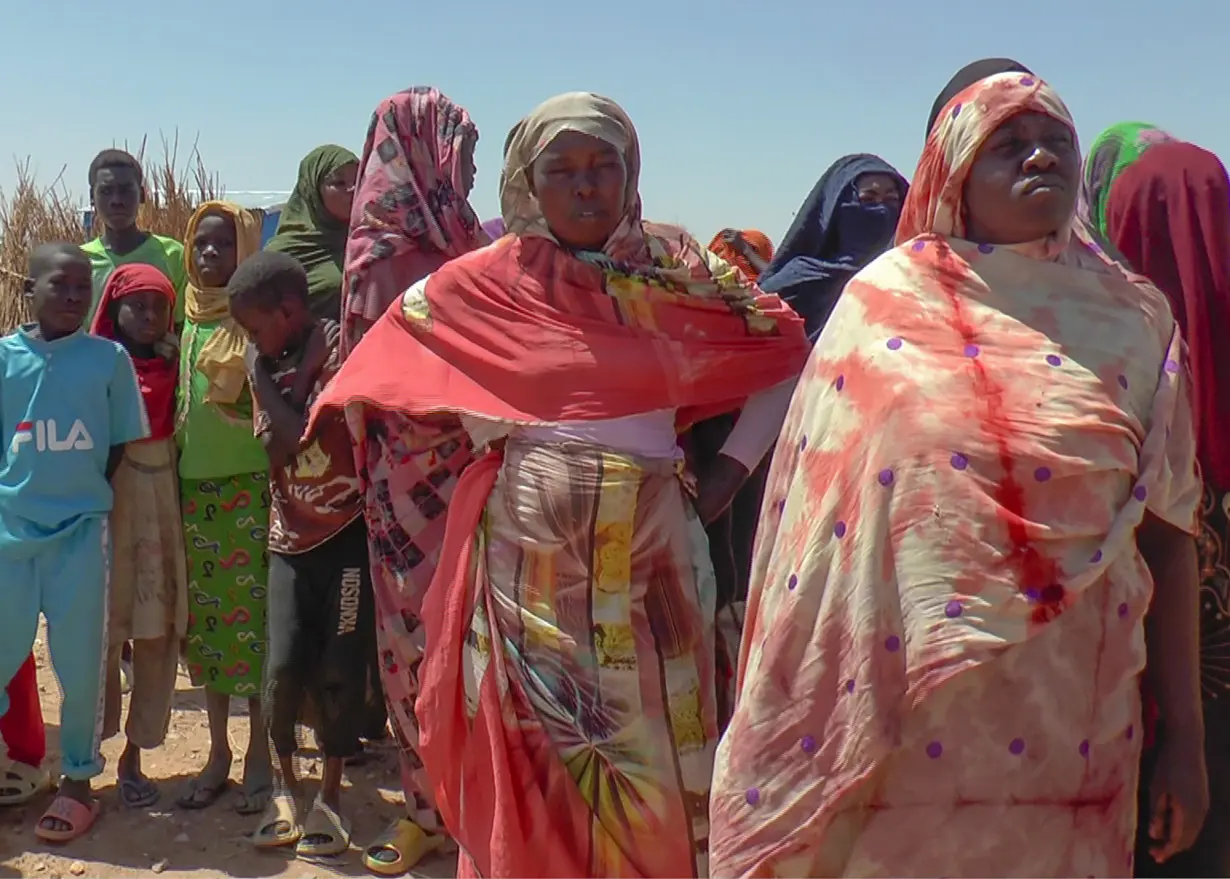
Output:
top-left (1, 0), bottom-right (1222, 243)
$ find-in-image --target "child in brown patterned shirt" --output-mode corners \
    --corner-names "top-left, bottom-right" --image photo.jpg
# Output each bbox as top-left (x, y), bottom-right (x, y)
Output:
top-left (228, 251), bottom-right (371, 859)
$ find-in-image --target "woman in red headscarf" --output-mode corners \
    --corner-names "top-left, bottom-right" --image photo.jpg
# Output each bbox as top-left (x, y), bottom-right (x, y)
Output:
top-left (91, 262), bottom-right (187, 809)
top-left (710, 72), bottom-right (1206, 878)
top-left (1105, 140), bottom-right (1230, 878)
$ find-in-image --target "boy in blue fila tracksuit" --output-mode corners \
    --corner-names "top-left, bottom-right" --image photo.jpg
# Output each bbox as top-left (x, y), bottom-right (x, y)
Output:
top-left (0, 243), bottom-right (149, 842)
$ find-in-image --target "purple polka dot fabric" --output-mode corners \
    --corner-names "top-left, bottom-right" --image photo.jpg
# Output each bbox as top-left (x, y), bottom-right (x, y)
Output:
top-left (707, 140), bottom-right (1202, 875)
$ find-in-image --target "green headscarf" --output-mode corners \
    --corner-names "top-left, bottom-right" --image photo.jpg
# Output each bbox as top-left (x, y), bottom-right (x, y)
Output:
top-left (266, 144), bottom-right (359, 317)
top-left (1079, 122), bottom-right (1175, 238)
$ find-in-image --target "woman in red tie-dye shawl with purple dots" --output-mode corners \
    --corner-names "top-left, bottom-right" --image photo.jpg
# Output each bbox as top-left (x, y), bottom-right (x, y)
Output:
top-left (709, 71), bottom-right (1209, 878)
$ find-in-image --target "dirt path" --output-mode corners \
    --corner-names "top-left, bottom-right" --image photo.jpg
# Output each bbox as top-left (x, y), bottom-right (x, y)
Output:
top-left (0, 625), bottom-right (455, 878)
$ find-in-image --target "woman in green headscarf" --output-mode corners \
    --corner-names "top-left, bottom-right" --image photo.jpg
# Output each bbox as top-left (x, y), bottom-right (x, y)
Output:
top-left (1079, 121), bottom-right (1176, 237)
top-left (266, 145), bottom-right (359, 319)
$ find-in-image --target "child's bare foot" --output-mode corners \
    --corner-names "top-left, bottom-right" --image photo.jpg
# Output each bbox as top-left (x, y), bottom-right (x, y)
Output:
top-left (176, 747), bottom-right (232, 810)
top-left (117, 744), bottom-right (159, 808)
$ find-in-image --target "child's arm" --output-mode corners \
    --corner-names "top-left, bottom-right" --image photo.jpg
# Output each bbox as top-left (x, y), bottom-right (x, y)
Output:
top-left (247, 347), bottom-right (307, 470)
top-left (107, 346), bottom-right (152, 477)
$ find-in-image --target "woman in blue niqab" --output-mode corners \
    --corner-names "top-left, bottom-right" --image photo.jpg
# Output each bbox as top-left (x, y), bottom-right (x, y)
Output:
top-left (759, 154), bottom-right (909, 341)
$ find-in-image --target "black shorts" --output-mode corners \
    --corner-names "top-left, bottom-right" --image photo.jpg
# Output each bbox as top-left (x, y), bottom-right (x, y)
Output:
top-left (263, 517), bottom-right (374, 758)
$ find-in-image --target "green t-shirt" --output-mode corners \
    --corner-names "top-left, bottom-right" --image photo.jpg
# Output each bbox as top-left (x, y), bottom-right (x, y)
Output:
top-left (82, 233), bottom-right (188, 326)
top-left (176, 320), bottom-right (269, 480)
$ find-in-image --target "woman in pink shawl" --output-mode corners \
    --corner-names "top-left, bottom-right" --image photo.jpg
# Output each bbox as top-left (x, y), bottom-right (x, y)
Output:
top-left (709, 72), bottom-right (1208, 877)
top-left (342, 86), bottom-right (487, 356)
top-left (341, 85), bottom-right (488, 875)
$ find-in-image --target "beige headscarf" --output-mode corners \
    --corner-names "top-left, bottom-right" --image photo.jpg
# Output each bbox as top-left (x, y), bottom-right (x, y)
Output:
top-left (181, 201), bottom-right (263, 406)
top-left (500, 92), bottom-right (651, 262)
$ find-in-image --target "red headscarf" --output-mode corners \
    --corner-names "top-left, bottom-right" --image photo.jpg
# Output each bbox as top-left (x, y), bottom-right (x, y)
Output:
top-left (90, 263), bottom-right (178, 441)
top-left (708, 229), bottom-right (774, 281)
top-left (1106, 142), bottom-right (1230, 489)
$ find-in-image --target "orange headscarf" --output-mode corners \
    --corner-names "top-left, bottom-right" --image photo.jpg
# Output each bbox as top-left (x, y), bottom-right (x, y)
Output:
top-left (708, 229), bottom-right (774, 280)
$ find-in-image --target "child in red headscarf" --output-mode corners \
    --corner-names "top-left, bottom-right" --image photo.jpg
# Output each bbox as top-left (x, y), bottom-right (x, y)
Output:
top-left (90, 263), bottom-right (188, 809)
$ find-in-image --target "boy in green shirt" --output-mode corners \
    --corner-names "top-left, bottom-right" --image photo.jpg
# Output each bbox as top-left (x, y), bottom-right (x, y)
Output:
top-left (81, 150), bottom-right (187, 328)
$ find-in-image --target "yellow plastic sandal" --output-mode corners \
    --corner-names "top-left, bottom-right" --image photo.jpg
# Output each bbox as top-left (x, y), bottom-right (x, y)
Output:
top-left (362, 818), bottom-right (446, 876)
top-left (250, 793), bottom-right (301, 849)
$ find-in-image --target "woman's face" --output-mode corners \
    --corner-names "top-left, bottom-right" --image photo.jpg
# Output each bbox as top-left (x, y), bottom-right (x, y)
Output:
top-left (962, 111), bottom-right (1079, 245)
top-left (854, 173), bottom-right (901, 207)
top-left (320, 161), bottom-right (359, 224)
top-left (529, 130), bottom-right (627, 250)
top-left (192, 212), bottom-right (238, 287)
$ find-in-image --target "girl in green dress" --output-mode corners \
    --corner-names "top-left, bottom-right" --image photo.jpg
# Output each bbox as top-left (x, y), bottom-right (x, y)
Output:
top-left (175, 200), bottom-right (273, 815)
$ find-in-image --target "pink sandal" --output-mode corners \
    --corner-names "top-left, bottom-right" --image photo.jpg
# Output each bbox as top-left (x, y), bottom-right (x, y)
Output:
top-left (34, 794), bottom-right (101, 843)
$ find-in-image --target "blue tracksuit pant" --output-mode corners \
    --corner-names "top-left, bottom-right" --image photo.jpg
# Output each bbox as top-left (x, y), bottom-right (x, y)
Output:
top-left (0, 516), bottom-right (108, 780)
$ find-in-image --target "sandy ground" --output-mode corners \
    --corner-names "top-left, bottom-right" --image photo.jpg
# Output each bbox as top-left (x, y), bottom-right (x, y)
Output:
top-left (0, 625), bottom-right (456, 878)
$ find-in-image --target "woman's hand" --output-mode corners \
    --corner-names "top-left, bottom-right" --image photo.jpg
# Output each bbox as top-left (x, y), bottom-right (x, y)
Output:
top-left (694, 454), bottom-right (749, 525)
top-left (1147, 727), bottom-right (1209, 863)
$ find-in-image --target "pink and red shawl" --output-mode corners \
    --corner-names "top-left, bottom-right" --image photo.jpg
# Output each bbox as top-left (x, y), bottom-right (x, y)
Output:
top-left (709, 73), bottom-right (1201, 878)
top-left (341, 86), bottom-right (489, 357)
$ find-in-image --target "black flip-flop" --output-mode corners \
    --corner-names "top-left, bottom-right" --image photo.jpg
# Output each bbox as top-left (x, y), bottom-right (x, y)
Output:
top-left (119, 776), bottom-right (160, 809)
top-left (175, 776), bottom-right (231, 810)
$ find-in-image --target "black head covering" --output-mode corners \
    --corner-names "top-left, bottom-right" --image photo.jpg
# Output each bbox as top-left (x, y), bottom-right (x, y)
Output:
top-left (925, 58), bottom-right (1034, 136)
